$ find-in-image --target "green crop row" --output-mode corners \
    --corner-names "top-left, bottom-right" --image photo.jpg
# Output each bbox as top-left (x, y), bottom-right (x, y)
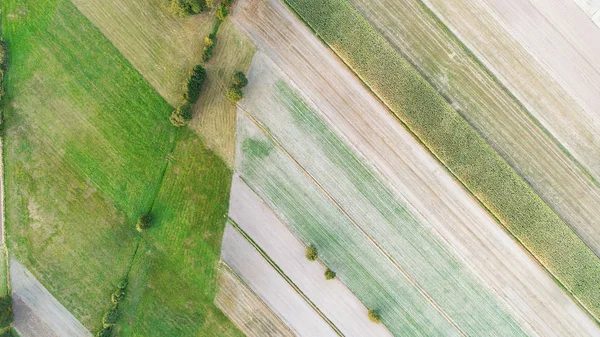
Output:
top-left (282, 0), bottom-right (600, 321)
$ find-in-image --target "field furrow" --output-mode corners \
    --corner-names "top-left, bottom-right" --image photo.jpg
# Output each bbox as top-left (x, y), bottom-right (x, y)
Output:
top-left (346, 0), bottom-right (600, 258)
top-left (231, 1), bottom-right (600, 335)
top-left (220, 224), bottom-right (340, 337)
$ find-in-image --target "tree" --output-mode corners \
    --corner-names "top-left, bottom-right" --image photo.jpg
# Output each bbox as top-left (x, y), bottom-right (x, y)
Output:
top-left (225, 87), bottom-right (243, 103)
top-left (167, 0), bottom-right (187, 18)
top-left (368, 309), bottom-right (382, 324)
top-left (102, 305), bottom-right (119, 327)
top-left (324, 268), bottom-right (336, 280)
top-left (305, 244), bottom-right (318, 261)
top-left (0, 295), bottom-right (13, 328)
top-left (97, 326), bottom-right (112, 337)
top-left (183, 65), bottom-right (207, 104)
top-left (231, 71), bottom-right (248, 88)
top-left (216, 4), bottom-right (229, 20)
top-left (136, 213), bottom-right (152, 232)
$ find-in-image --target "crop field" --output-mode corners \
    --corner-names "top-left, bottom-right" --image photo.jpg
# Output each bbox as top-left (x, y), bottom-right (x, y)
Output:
top-left (116, 130), bottom-right (242, 336)
top-left (221, 223), bottom-right (340, 337)
top-left (238, 58), bottom-right (530, 336)
top-left (347, 0), bottom-right (600, 258)
top-left (2, 0), bottom-right (175, 327)
top-left (215, 263), bottom-right (296, 337)
top-left (72, 0), bottom-right (256, 166)
top-left (420, 0), bottom-right (600, 191)
top-left (232, 1), bottom-right (600, 335)
top-left (280, 0), bottom-right (600, 320)
top-left (228, 175), bottom-right (394, 337)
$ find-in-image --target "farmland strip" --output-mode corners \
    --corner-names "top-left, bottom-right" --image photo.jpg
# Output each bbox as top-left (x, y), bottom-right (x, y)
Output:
top-left (228, 219), bottom-right (344, 337)
top-left (280, 0), bottom-right (600, 320)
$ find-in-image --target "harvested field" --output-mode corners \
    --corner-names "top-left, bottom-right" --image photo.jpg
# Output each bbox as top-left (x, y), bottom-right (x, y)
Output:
top-left (228, 175), bottom-right (394, 337)
top-left (72, 0), bottom-right (256, 165)
top-left (220, 224), bottom-right (339, 337)
top-left (420, 0), bottom-right (600, 200)
top-left (232, 1), bottom-right (600, 335)
top-left (347, 0), bottom-right (600, 258)
top-left (277, 0), bottom-right (600, 320)
top-left (11, 259), bottom-right (91, 337)
top-left (215, 263), bottom-right (296, 337)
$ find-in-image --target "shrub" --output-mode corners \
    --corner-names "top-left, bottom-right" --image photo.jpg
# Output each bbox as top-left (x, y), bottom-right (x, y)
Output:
top-left (183, 65), bottom-right (207, 104)
top-left (368, 309), bottom-right (382, 324)
top-left (167, 0), bottom-right (187, 17)
top-left (324, 268), bottom-right (336, 280)
top-left (225, 87), bottom-right (243, 103)
top-left (305, 244), bottom-right (318, 261)
top-left (97, 326), bottom-right (112, 337)
top-left (102, 305), bottom-right (119, 327)
top-left (111, 289), bottom-right (125, 304)
top-left (136, 213), bottom-right (152, 232)
top-left (222, 0), bottom-right (233, 6)
top-left (166, 0), bottom-right (206, 17)
top-left (216, 4), bottom-right (229, 20)
top-left (170, 103), bottom-right (193, 127)
top-left (0, 295), bottom-right (13, 329)
top-left (231, 71), bottom-right (248, 88)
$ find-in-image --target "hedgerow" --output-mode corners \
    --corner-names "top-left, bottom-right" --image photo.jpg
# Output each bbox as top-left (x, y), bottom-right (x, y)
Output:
top-left (283, 0), bottom-right (600, 320)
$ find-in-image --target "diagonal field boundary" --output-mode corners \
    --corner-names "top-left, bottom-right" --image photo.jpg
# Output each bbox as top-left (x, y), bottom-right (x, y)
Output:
top-left (227, 218), bottom-right (345, 337)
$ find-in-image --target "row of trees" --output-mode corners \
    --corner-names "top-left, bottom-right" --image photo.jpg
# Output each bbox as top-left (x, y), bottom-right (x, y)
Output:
top-left (170, 65), bottom-right (207, 127)
top-left (305, 244), bottom-right (383, 324)
top-left (225, 71), bottom-right (247, 103)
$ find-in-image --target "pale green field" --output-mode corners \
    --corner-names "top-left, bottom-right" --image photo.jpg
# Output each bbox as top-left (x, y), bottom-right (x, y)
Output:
top-left (237, 59), bottom-right (528, 336)
top-left (72, 0), bottom-right (256, 165)
top-left (282, 0), bottom-right (600, 320)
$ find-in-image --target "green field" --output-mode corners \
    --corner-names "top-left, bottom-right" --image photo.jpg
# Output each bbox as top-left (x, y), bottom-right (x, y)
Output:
top-left (2, 0), bottom-right (241, 334)
top-left (72, 0), bottom-right (256, 166)
top-left (117, 130), bottom-right (243, 336)
top-left (282, 0), bottom-right (600, 320)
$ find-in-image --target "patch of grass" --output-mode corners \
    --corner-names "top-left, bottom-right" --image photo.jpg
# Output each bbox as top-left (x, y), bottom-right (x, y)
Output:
top-left (72, 0), bottom-right (256, 165)
top-left (2, 0), bottom-right (177, 328)
top-left (116, 130), bottom-right (242, 336)
top-left (282, 0), bottom-right (600, 320)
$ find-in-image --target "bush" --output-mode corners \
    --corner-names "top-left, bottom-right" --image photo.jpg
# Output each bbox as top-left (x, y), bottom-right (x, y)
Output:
top-left (136, 213), bottom-right (152, 231)
top-left (305, 244), bottom-right (318, 261)
top-left (111, 289), bottom-right (125, 304)
top-left (324, 268), bottom-right (336, 280)
top-left (183, 65), bottom-right (207, 104)
top-left (102, 305), bottom-right (119, 327)
top-left (225, 87), bottom-right (243, 103)
top-left (368, 309), bottom-right (382, 324)
top-left (170, 102), bottom-right (193, 127)
top-left (231, 71), bottom-right (248, 88)
top-left (166, 0), bottom-right (206, 17)
top-left (97, 326), bottom-right (112, 337)
top-left (222, 0), bottom-right (233, 6)
top-left (216, 4), bottom-right (229, 20)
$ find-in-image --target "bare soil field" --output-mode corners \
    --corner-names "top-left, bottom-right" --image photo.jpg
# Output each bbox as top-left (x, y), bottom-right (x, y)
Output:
top-left (11, 259), bottom-right (91, 337)
top-left (228, 175), bottom-right (394, 337)
top-left (421, 0), bottom-right (600, 209)
top-left (220, 224), bottom-right (339, 337)
top-left (348, 0), bottom-right (600, 259)
top-left (215, 263), bottom-right (296, 337)
top-left (232, 0), bottom-right (600, 335)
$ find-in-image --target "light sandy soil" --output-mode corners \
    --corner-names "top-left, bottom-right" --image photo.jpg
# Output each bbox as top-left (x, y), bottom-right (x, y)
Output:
top-left (215, 263), bottom-right (296, 337)
top-left (11, 259), bottom-right (91, 337)
top-left (228, 175), bottom-right (394, 337)
top-left (421, 0), bottom-right (600, 202)
top-left (348, 0), bottom-right (600, 258)
top-left (232, 0), bottom-right (600, 335)
top-left (573, 0), bottom-right (600, 15)
top-left (220, 224), bottom-right (339, 337)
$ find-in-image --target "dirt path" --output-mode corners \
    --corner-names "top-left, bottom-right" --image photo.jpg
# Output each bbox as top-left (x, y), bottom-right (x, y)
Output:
top-left (11, 259), bottom-right (91, 337)
top-left (231, 1), bottom-right (600, 335)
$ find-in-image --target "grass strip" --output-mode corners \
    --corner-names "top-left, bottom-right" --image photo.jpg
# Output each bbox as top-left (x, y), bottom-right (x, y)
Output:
top-left (282, 0), bottom-right (600, 321)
